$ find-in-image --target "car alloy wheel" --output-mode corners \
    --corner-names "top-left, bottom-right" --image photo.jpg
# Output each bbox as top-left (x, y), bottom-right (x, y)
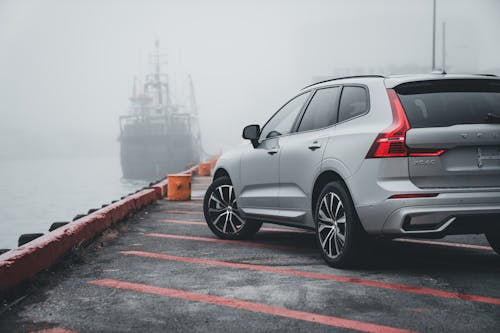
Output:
top-left (207, 184), bottom-right (245, 234)
top-left (203, 176), bottom-right (262, 240)
top-left (317, 192), bottom-right (346, 259)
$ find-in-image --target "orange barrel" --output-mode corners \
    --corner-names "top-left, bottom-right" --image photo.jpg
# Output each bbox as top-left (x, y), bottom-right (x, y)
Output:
top-left (167, 174), bottom-right (192, 201)
top-left (198, 162), bottom-right (211, 176)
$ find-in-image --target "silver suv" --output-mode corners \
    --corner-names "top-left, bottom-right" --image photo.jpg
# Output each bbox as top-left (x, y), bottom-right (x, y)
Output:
top-left (203, 74), bottom-right (500, 267)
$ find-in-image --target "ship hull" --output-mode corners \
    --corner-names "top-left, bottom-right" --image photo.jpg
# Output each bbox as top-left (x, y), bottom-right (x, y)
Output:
top-left (120, 134), bottom-right (199, 180)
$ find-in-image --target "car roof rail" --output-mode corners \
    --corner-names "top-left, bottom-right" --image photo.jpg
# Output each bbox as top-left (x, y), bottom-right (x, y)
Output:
top-left (302, 75), bottom-right (386, 89)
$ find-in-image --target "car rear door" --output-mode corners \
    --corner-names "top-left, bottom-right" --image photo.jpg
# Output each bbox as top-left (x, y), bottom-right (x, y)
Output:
top-left (396, 79), bottom-right (500, 188)
top-left (278, 86), bottom-right (341, 225)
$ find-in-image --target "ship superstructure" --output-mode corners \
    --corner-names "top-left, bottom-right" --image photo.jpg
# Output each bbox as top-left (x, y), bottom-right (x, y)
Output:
top-left (119, 41), bottom-right (200, 180)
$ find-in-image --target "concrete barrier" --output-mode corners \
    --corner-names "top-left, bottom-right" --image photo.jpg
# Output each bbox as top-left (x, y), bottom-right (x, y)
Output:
top-left (0, 187), bottom-right (158, 291)
top-left (0, 162), bottom-right (209, 291)
top-left (198, 162), bottom-right (211, 176)
top-left (208, 156), bottom-right (219, 170)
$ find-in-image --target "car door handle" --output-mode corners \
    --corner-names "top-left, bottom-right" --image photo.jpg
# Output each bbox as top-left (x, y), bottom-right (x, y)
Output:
top-left (267, 148), bottom-right (279, 155)
top-left (308, 142), bottom-right (321, 151)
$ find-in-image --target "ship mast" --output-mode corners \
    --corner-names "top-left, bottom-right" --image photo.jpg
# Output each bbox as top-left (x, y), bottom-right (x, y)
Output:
top-left (143, 40), bottom-right (171, 113)
top-left (154, 40), bottom-right (163, 106)
top-left (188, 75), bottom-right (203, 158)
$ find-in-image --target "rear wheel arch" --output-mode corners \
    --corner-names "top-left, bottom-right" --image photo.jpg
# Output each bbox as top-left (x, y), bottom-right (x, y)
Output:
top-left (312, 170), bottom-right (352, 220)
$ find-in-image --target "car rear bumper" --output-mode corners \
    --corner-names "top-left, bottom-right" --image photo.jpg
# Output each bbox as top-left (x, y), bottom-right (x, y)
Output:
top-left (356, 194), bottom-right (500, 235)
top-left (347, 159), bottom-right (500, 235)
top-left (381, 202), bottom-right (500, 235)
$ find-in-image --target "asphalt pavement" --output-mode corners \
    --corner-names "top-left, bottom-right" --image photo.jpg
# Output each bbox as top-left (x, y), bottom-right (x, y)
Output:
top-left (1, 176), bottom-right (499, 332)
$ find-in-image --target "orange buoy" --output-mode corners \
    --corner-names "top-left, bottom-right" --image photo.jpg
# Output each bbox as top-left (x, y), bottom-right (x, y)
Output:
top-left (198, 162), bottom-right (211, 176)
top-left (167, 174), bottom-right (192, 201)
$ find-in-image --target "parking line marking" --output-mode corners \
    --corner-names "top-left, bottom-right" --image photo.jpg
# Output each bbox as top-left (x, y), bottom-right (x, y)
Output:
top-left (121, 250), bottom-right (500, 306)
top-left (30, 328), bottom-right (78, 333)
top-left (89, 278), bottom-right (415, 333)
top-left (394, 238), bottom-right (493, 251)
top-left (158, 219), bottom-right (309, 234)
top-left (163, 210), bottom-right (204, 215)
top-left (144, 233), bottom-right (307, 251)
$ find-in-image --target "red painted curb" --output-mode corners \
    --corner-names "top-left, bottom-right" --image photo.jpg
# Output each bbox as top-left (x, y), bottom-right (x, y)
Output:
top-left (182, 165), bottom-right (199, 176)
top-left (0, 164), bottom-right (205, 291)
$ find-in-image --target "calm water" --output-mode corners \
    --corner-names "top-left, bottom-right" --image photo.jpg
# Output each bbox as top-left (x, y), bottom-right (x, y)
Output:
top-left (0, 156), bottom-right (148, 249)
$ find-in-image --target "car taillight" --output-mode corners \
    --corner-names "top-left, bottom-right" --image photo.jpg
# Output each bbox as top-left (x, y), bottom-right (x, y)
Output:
top-left (366, 89), bottom-right (410, 158)
top-left (408, 149), bottom-right (446, 157)
top-left (366, 89), bottom-right (446, 158)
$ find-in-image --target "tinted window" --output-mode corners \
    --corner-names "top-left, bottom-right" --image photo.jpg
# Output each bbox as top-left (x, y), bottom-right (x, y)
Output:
top-left (297, 87), bottom-right (340, 132)
top-left (260, 93), bottom-right (309, 141)
top-left (338, 86), bottom-right (369, 123)
top-left (396, 79), bottom-right (500, 128)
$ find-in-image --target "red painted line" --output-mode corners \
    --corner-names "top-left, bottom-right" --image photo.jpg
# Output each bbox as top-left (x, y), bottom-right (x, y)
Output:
top-left (394, 238), bottom-right (493, 251)
top-left (89, 279), bottom-right (414, 333)
top-left (145, 233), bottom-right (305, 251)
top-left (31, 328), bottom-right (78, 333)
top-left (163, 210), bottom-right (204, 215)
top-left (158, 219), bottom-right (308, 234)
top-left (121, 250), bottom-right (500, 306)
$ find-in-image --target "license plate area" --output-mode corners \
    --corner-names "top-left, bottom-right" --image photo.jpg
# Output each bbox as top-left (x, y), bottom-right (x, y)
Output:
top-left (477, 147), bottom-right (500, 169)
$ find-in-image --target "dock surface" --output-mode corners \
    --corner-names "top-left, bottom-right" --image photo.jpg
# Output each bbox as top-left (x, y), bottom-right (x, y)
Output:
top-left (1, 176), bottom-right (499, 332)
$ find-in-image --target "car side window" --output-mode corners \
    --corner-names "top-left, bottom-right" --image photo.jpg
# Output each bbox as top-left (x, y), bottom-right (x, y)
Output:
top-left (338, 86), bottom-right (369, 123)
top-left (259, 92), bottom-right (309, 142)
top-left (297, 87), bottom-right (341, 132)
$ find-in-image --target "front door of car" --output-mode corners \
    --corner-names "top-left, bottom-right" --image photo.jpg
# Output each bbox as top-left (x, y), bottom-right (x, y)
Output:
top-left (279, 86), bottom-right (341, 226)
top-left (238, 92), bottom-right (311, 216)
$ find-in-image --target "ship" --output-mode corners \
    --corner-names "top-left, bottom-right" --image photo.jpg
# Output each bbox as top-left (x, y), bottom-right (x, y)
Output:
top-left (119, 41), bottom-right (201, 180)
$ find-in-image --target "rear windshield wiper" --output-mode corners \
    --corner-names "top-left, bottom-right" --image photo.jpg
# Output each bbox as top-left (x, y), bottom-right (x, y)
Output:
top-left (485, 112), bottom-right (500, 123)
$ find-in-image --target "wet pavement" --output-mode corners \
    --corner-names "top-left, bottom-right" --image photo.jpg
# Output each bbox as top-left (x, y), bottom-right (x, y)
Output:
top-left (1, 176), bottom-right (499, 332)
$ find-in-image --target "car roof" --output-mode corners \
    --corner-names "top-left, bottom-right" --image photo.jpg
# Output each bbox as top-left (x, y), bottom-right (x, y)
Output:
top-left (303, 73), bottom-right (500, 90)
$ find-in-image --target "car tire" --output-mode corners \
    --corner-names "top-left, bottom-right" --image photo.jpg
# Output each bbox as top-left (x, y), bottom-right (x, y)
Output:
top-left (203, 176), bottom-right (262, 240)
top-left (485, 230), bottom-right (500, 255)
top-left (314, 181), bottom-right (368, 268)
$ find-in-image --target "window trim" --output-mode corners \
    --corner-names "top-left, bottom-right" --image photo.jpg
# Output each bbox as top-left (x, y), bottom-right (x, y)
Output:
top-left (336, 84), bottom-right (371, 125)
top-left (294, 85), bottom-right (342, 134)
top-left (258, 83), bottom-right (371, 144)
top-left (258, 90), bottom-right (312, 144)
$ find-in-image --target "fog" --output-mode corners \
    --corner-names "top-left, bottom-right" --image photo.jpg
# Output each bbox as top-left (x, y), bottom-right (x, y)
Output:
top-left (0, 0), bottom-right (499, 158)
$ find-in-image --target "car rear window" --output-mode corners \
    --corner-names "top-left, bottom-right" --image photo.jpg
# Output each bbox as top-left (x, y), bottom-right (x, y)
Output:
top-left (396, 79), bottom-right (500, 128)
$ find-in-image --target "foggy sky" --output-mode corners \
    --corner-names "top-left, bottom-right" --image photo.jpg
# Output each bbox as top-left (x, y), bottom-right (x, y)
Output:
top-left (1, 0), bottom-right (499, 158)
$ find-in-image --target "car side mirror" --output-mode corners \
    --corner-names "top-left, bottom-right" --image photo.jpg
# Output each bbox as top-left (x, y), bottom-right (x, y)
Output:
top-left (242, 124), bottom-right (260, 148)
